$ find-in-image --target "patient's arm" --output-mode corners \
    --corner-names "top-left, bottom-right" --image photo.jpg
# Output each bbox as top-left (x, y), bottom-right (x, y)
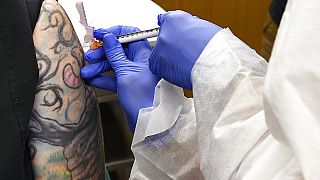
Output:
top-left (29, 0), bottom-right (105, 179)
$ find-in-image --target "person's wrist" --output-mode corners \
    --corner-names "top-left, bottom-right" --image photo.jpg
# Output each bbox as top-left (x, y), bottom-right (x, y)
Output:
top-left (120, 80), bottom-right (158, 133)
top-left (124, 99), bottom-right (154, 133)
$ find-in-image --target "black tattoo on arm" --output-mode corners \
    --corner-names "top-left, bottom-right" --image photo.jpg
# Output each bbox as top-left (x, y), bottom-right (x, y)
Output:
top-left (29, 0), bottom-right (105, 179)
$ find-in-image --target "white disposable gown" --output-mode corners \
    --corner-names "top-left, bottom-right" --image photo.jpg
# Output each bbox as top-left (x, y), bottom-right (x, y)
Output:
top-left (131, 0), bottom-right (320, 179)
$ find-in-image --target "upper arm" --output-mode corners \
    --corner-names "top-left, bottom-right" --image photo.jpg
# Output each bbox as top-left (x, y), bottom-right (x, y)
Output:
top-left (29, 0), bottom-right (105, 179)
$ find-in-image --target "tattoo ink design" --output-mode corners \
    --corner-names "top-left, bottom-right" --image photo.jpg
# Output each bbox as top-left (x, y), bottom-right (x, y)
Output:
top-left (63, 63), bottom-right (81, 89)
top-left (29, 0), bottom-right (105, 179)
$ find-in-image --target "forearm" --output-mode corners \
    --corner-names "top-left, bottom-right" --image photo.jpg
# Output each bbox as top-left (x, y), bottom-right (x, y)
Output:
top-left (29, 0), bottom-right (105, 179)
top-left (191, 28), bottom-right (268, 178)
top-left (131, 80), bottom-right (201, 179)
top-left (192, 28), bottom-right (268, 113)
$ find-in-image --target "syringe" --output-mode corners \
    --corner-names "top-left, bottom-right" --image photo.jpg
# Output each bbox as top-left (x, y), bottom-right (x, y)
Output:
top-left (116, 28), bottom-right (160, 44)
top-left (89, 27), bottom-right (160, 49)
top-left (76, 1), bottom-right (159, 50)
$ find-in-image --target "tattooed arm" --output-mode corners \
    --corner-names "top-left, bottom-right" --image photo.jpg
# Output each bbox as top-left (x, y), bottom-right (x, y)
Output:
top-left (29, 0), bottom-right (105, 179)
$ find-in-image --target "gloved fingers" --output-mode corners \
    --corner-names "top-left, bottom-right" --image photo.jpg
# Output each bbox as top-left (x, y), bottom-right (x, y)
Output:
top-left (84, 47), bottom-right (106, 63)
top-left (94, 26), bottom-right (149, 56)
top-left (80, 60), bottom-right (111, 79)
top-left (95, 26), bottom-right (151, 64)
top-left (126, 40), bottom-right (152, 63)
top-left (108, 25), bottom-right (140, 36)
top-left (157, 13), bottom-right (166, 26)
top-left (107, 26), bottom-right (152, 63)
top-left (157, 10), bottom-right (193, 26)
top-left (148, 41), bottom-right (162, 76)
top-left (94, 26), bottom-right (140, 39)
top-left (85, 75), bottom-right (117, 93)
top-left (102, 32), bottom-right (131, 66)
top-left (93, 28), bottom-right (110, 40)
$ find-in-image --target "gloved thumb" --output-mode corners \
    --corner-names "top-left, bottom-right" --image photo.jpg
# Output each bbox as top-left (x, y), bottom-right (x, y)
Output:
top-left (157, 11), bottom-right (194, 26)
top-left (157, 13), bottom-right (166, 26)
top-left (102, 32), bottom-right (129, 70)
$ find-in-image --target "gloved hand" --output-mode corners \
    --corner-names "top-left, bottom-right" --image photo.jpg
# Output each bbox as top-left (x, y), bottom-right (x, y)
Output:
top-left (81, 26), bottom-right (160, 132)
top-left (149, 10), bottom-right (222, 90)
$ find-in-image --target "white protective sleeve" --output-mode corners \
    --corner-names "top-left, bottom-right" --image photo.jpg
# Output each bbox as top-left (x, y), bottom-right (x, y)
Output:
top-left (131, 29), bottom-right (269, 180)
top-left (263, 0), bottom-right (320, 179)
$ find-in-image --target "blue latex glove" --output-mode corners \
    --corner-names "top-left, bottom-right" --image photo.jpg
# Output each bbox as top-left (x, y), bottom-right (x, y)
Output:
top-left (149, 10), bottom-right (222, 90)
top-left (81, 26), bottom-right (160, 132)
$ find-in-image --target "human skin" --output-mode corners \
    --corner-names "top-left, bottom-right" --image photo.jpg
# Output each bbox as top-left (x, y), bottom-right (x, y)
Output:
top-left (29, 0), bottom-right (105, 179)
